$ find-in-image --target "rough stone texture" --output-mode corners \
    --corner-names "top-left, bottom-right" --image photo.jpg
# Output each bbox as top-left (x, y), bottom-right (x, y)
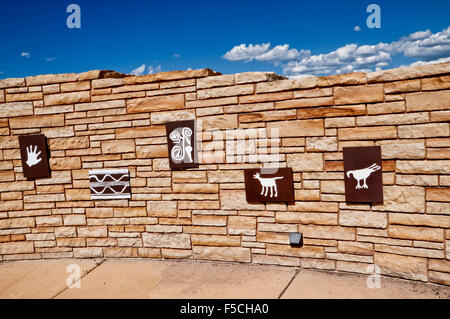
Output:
top-left (0, 64), bottom-right (449, 286)
top-left (334, 84), bottom-right (383, 105)
top-left (127, 94), bottom-right (185, 113)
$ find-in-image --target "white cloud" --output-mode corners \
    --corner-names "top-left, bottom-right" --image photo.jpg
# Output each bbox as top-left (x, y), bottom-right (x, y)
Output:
top-left (0, 71), bottom-right (4, 74)
top-left (223, 43), bottom-right (309, 65)
top-left (407, 56), bottom-right (450, 67)
top-left (354, 26), bottom-right (361, 32)
top-left (21, 52), bottom-right (30, 58)
top-left (45, 57), bottom-right (57, 62)
top-left (147, 65), bottom-right (162, 74)
top-left (223, 26), bottom-right (450, 77)
top-left (130, 64), bottom-right (146, 76)
top-left (173, 53), bottom-right (181, 58)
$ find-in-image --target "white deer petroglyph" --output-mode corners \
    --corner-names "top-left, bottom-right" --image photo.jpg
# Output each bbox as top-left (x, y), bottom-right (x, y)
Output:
top-left (253, 172), bottom-right (283, 198)
top-left (346, 163), bottom-right (381, 189)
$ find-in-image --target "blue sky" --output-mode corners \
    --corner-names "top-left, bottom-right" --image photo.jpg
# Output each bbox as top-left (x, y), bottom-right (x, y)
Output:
top-left (0, 0), bottom-right (449, 79)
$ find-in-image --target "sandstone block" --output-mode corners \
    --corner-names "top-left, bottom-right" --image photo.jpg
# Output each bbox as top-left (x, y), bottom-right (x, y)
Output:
top-left (127, 94), bottom-right (185, 113)
top-left (5, 92), bottom-right (42, 102)
top-left (77, 226), bottom-right (108, 237)
top-left (173, 183), bottom-right (218, 194)
top-left (147, 201), bottom-right (177, 217)
top-left (266, 119), bottom-right (324, 137)
top-left (44, 91), bottom-right (90, 106)
top-left (398, 123), bottom-right (449, 138)
top-left (318, 72), bottom-right (366, 86)
top-left (256, 77), bottom-right (318, 93)
top-left (102, 139), bottom-right (135, 154)
top-left (339, 210), bottom-right (387, 228)
top-left (36, 216), bottom-right (62, 227)
top-left (151, 109), bottom-right (195, 125)
top-left (389, 213), bottom-right (449, 228)
top-left (299, 225), bottom-right (355, 240)
top-left (199, 114), bottom-right (238, 130)
top-left (197, 74), bottom-right (234, 89)
top-left (287, 153), bottom-right (323, 171)
top-left (276, 212), bottom-right (337, 225)
top-left (193, 246), bottom-right (251, 262)
top-left (397, 160), bottom-right (450, 174)
top-left (191, 234), bottom-right (240, 246)
top-left (338, 241), bottom-right (373, 256)
top-left (334, 84), bottom-right (383, 105)
top-left (73, 247), bottom-right (103, 258)
top-left (136, 145), bottom-right (168, 158)
top-left (388, 225), bottom-right (444, 242)
top-left (60, 81), bottom-right (91, 92)
top-left (92, 78), bottom-right (124, 89)
top-left (0, 242), bottom-right (34, 254)
top-left (235, 72), bottom-right (285, 84)
top-left (142, 233), bottom-right (191, 249)
top-left (379, 141), bottom-right (425, 159)
top-left (372, 186), bottom-right (424, 213)
top-left (384, 79), bottom-right (420, 93)
top-left (426, 188), bottom-right (450, 202)
top-left (367, 101), bottom-right (405, 115)
top-left (275, 96), bottom-right (333, 109)
top-left (422, 75), bottom-right (450, 91)
top-left (228, 216), bottom-right (256, 235)
top-left (357, 112), bottom-right (428, 126)
top-left (0, 102), bottom-right (33, 117)
top-left (0, 77), bottom-right (25, 88)
top-left (298, 104), bottom-right (365, 119)
top-left (306, 136), bottom-right (337, 152)
top-left (374, 252), bottom-right (427, 282)
top-left (338, 126), bottom-right (397, 140)
top-left (10, 114), bottom-right (64, 129)
top-left (49, 136), bottom-right (89, 150)
top-left (220, 190), bottom-right (264, 211)
top-left (406, 90), bottom-right (450, 111)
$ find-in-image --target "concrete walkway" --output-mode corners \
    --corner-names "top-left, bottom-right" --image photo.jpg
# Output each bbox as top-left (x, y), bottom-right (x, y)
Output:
top-left (0, 259), bottom-right (449, 299)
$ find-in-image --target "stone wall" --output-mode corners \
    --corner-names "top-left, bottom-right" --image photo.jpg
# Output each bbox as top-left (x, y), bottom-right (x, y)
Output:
top-left (0, 63), bottom-right (449, 285)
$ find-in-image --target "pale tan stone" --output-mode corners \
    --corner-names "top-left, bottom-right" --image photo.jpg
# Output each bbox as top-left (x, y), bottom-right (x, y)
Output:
top-left (125, 69), bottom-right (218, 85)
top-left (0, 77), bottom-right (26, 88)
top-left (102, 139), bottom-right (135, 154)
top-left (294, 87), bottom-right (333, 98)
top-left (173, 183), bottom-right (218, 194)
top-left (151, 109), bottom-right (195, 124)
top-left (26, 73), bottom-right (78, 86)
top-left (256, 77), bottom-right (318, 93)
top-left (49, 136), bottom-right (89, 150)
top-left (389, 213), bottom-right (449, 228)
top-left (378, 140), bottom-right (425, 159)
top-left (197, 74), bottom-right (234, 89)
top-left (0, 102), bottom-right (33, 117)
top-left (50, 157), bottom-right (81, 170)
top-left (367, 62), bottom-right (450, 82)
top-left (422, 75), bottom-right (450, 91)
top-left (127, 94), bottom-right (185, 113)
top-left (142, 233), bottom-right (191, 249)
top-left (338, 126), bottom-right (397, 140)
top-left (92, 78), bottom-right (124, 88)
top-left (60, 81), bottom-right (90, 92)
top-left (193, 246), bottom-right (250, 262)
top-left (136, 145), bottom-right (167, 158)
top-left (77, 226), bottom-right (107, 237)
top-left (367, 101), bottom-right (405, 115)
top-left (275, 96), bottom-right (333, 109)
top-left (287, 153), bottom-right (323, 171)
top-left (398, 123), bottom-right (449, 138)
top-left (339, 210), bottom-right (387, 228)
top-left (197, 84), bottom-right (254, 99)
top-left (199, 114), bottom-right (238, 130)
top-left (406, 90), bottom-right (450, 112)
top-left (334, 84), bottom-right (383, 105)
top-left (357, 112), bottom-right (428, 126)
top-left (10, 114), bottom-right (64, 129)
top-left (372, 186), bottom-right (425, 213)
top-left (384, 79), bottom-right (420, 93)
top-left (147, 201), bottom-right (177, 217)
top-left (267, 119), bottom-right (324, 137)
top-left (306, 136), bottom-right (337, 151)
top-left (299, 225), bottom-right (355, 240)
top-left (220, 190), bottom-right (264, 211)
top-left (388, 225), bottom-right (443, 242)
top-left (338, 241), bottom-right (373, 256)
top-left (276, 212), bottom-right (337, 225)
top-left (0, 242), bottom-right (34, 254)
top-left (318, 72), bottom-right (366, 86)
top-left (75, 99), bottom-right (125, 112)
top-left (73, 247), bottom-right (103, 258)
top-left (397, 160), bottom-right (450, 174)
top-left (426, 188), bottom-right (450, 202)
top-left (36, 216), bottom-right (62, 227)
top-left (226, 216), bottom-right (256, 235)
top-left (44, 91), bottom-right (90, 106)
top-left (235, 72), bottom-right (285, 84)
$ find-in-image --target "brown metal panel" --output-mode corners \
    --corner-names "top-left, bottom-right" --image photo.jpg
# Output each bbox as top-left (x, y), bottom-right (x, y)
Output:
top-left (18, 134), bottom-right (50, 179)
top-left (244, 167), bottom-right (294, 203)
top-left (343, 146), bottom-right (383, 203)
top-left (165, 120), bottom-right (199, 170)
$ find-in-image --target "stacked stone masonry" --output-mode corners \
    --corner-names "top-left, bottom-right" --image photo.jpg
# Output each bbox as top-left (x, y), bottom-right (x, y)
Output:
top-left (0, 64), bottom-right (449, 285)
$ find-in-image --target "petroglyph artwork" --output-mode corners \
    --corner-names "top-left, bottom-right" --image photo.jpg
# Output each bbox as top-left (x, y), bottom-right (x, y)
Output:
top-left (170, 127), bottom-right (193, 163)
top-left (346, 163), bottom-right (381, 189)
top-left (253, 172), bottom-right (283, 198)
top-left (343, 146), bottom-right (383, 203)
top-left (89, 169), bottom-right (131, 200)
top-left (19, 134), bottom-right (50, 179)
top-left (166, 120), bottom-right (198, 169)
top-left (244, 168), bottom-right (294, 202)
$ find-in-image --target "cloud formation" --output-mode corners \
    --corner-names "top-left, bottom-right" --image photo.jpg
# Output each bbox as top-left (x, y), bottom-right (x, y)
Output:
top-left (223, 26), bottom-right (450, 77)
top-left (130, 64), bottom-right (162, 76)
top-left (354, 26), bottom-right (361, 32)
top-left (21, 52), bottom-right (30, 58)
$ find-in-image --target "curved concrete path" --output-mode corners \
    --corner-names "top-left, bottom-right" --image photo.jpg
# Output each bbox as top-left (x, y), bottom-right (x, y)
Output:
top-left (0, 259), bottom-right (448, 299)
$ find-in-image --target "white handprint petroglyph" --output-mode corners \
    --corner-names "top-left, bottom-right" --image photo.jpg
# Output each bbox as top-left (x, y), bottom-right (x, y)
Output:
top-left (26, 145), bottom-right (42, 167)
